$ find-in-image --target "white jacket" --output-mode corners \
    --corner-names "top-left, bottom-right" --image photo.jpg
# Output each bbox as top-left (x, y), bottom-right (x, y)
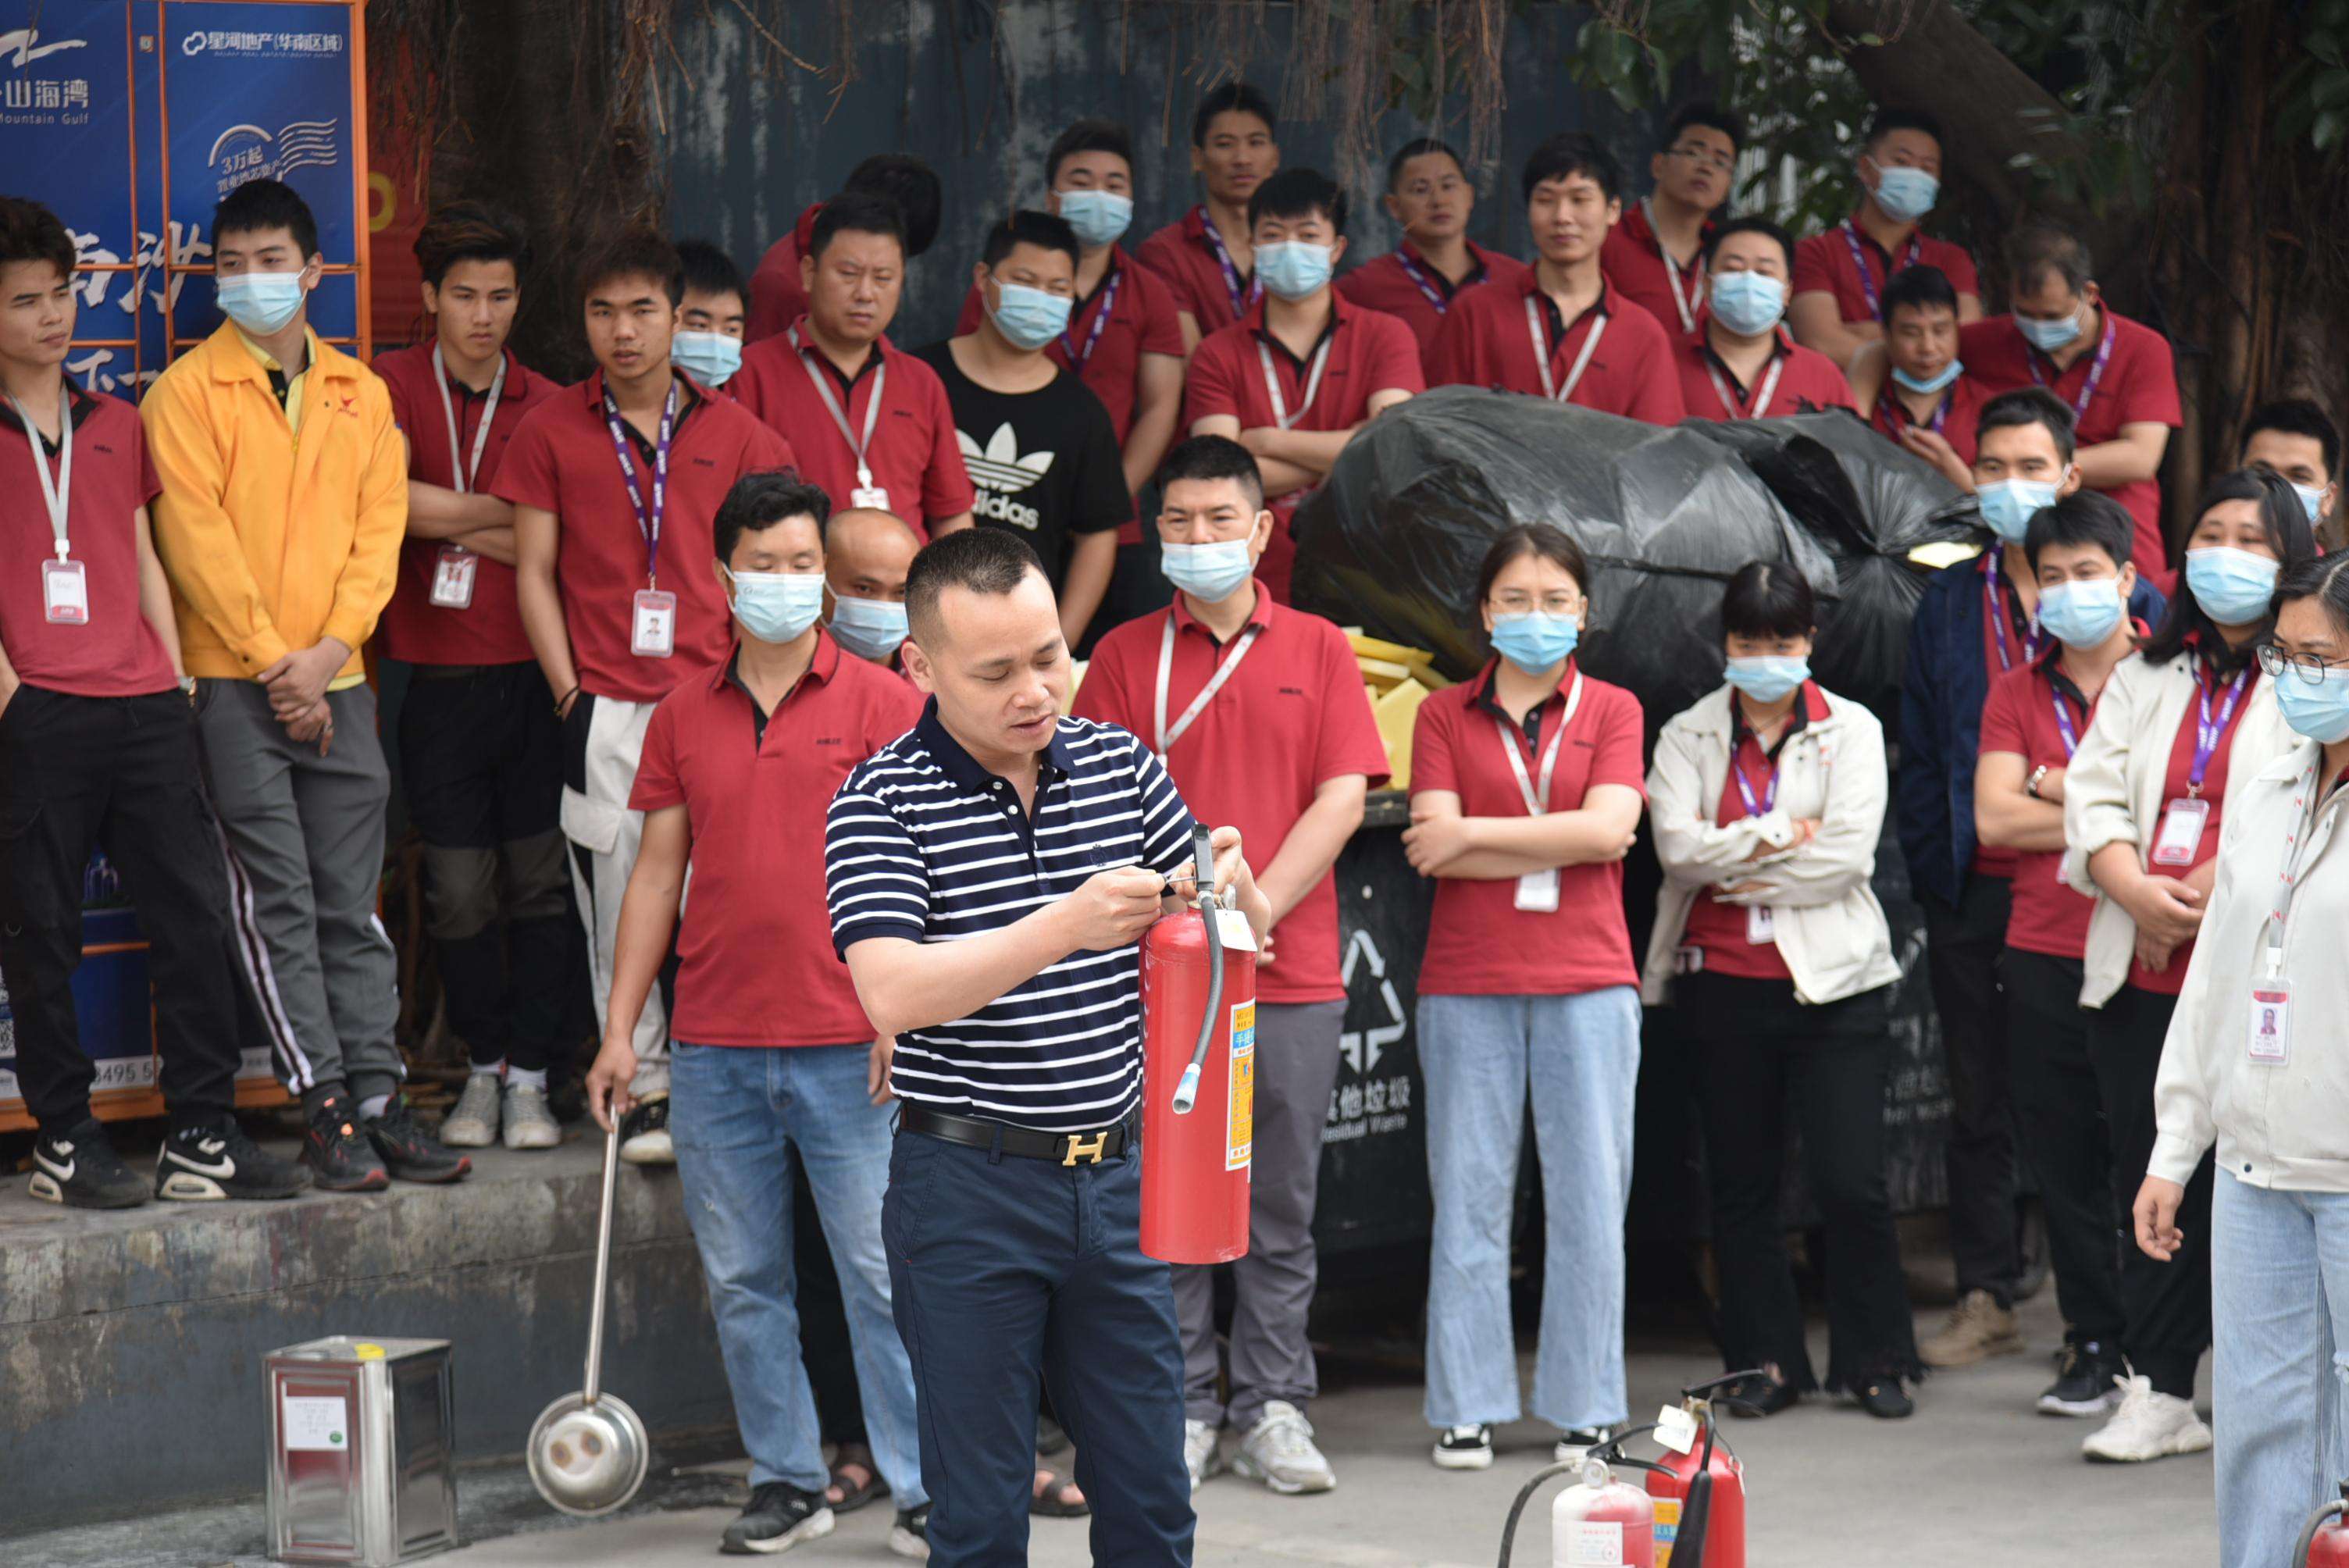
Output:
top-left (2152, 740), bottom-right (2349, 1193)
top-left (1642, 684), bottom-right (1902, 1007)
top-left (2060, 654), bottom-right (2296, 1008)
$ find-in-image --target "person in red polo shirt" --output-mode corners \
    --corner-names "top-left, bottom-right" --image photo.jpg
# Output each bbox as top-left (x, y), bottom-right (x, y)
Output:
top-left (1183, 168), bottom-right (1423, 604)
top-left (1788, 108), bottom-right (1983, 369)
top-left (1674, 217), bottom-right (1856, 422)
top-left (1427, 134), bottom-right (1684, 424)
top-left (500, 229), bottom-right (796, 1165)
top-left (1848, 265), bottom-right (1991, 487)
top-left (1338, 137), bottom-right (1529, 372)
top-left (732, 194), bottom-right (975, 541)
top-left (0, 196), bottom-right (307, 1209)
top-left (1073, 436), bottom-right (1387, 1496)
top-left (1600, 101), bottom-right (1738, 338)
top-left (374, 202), bottom-right (572, 1153)
top-left (1135, 81), bottom-right (1280, 347)
top-left (824, 507), bottom-right (921, 668)
top-left (1960, 221), bottom-right (2183, 579)
top-left (672, 239), bottom-right (749, 393)
top-left (746, 155), bottom-right (942, 345)
top-left (1975, 492), bottom-right (2145, 1424)
top-left (586, 472), bottom-right (932, 1558)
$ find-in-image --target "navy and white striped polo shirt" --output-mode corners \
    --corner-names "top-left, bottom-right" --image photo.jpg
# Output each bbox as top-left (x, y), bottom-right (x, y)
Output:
top-left (825, 701), bottom-right (1200, 1131)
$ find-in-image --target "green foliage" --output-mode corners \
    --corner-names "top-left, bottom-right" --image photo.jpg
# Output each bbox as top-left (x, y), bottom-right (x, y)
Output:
top-left (2276, 0), bottom-right (2349, 154)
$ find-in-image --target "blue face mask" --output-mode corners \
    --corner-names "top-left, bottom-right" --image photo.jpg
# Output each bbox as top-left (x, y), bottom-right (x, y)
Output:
top-left (1255, 241), bottom-right (1335, 302)
top-left (1870, 164), bottom-right (1941, 224)
top-left (1977, 478), bottom-right (2060, 543)
top-left (2018, 306), bottom-right (2085, 354)
top-left (1488, 612), bottom-right (1580, 675)
top-left (2294, 483), bottom-right (2329, 525)
top-left (2036, 577), bottom-right (2126, 649)
top-left (1709, 270), bottom-right (1787, 337)
top-left (216, 271), bottom-right (306, 337)
top-left (1723, 654), bottom-right (1809, 704)
top-left (1057, 190), bottom-right (1133, 251)
top-left (2276, 665), bottom-right (2349, 744)
top-left (671, 330), bottom-right (743, 388)
top-left (2184, 547), bottom-right (2281, 627)
top-left (989, 280), bottom-right (1073, 351)
top-left (1160, 537), bottom-right (1256, 603)
top-left (827, 594), bottom-right (910, 661)
top-left (1891, 359), bottom-right (1963, 395)
top-left (726, 569), bottom-right (825, 644)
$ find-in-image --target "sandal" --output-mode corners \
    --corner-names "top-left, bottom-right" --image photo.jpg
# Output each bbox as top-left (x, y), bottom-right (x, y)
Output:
top-left (1029, 1468), bottom-right (1089, 1518)
top-left (826, 1445), bottom-right (889, 1515)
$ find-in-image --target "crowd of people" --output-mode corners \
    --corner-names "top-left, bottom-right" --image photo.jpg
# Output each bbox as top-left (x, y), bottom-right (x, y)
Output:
top-left (2, 77), bottom-right (2344, 1568)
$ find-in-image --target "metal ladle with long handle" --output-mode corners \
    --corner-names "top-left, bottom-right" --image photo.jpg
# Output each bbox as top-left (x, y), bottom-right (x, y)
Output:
top-left (526, 1124), bottom-right (651, 1516)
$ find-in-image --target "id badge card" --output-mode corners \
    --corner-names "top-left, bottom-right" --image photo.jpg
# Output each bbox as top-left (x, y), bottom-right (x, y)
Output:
top-left (1746, 903), bottom-right (1777, 945)
top-left (1513, 868), bottom-right (1561, 912)
top-left (2150, 797), bottom-right (2210, 868)
top-left (630, 589), bottom-right (677, 657)
top-left (2248, 981), bottom-right (2290, 1066)
top-left (41, 557), bottom-right (88, 625)
top-left (429, 546), bottom-right (478, 609)
top-left (850, 469), bottom-right (891, 511)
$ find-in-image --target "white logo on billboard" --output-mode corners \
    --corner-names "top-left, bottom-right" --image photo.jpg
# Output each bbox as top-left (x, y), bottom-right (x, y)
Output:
top-left (1338, 928), bottom-right (1406, 1076)
top-left (0, 28), bottom-right (86, 68)
top-left (208, 119), bottom-right (340, 195)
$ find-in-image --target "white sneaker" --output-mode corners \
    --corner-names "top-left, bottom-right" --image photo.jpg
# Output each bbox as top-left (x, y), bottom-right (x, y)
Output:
top-left (1183, 1419), bottom-right (1220, 1491)
top-left (1230, 1402), bottom-right (1335, 1495)
top-left (501, 1084), bottom-right (561, 1149)
top-left (2081, 1375), bottom-right (2214, 1463)
top-left (1431, 1424), bottom-right (1494, 1470)
top-left (440, 1074), bottom-right (500, 1148)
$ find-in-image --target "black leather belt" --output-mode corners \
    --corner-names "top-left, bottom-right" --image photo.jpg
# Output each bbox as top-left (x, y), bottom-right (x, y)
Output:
top-left (897, 1104), bottom-right (1135, 1166)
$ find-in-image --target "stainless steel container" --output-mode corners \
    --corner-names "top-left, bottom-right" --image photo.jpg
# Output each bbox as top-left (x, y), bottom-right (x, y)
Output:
top-left (264, 1336), bottom-right (458, 1566)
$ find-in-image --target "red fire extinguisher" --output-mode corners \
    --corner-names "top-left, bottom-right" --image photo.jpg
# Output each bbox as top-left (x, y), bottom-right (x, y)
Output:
top-left (2297, 1481), bottom-right (2349, 1566)
top-left (1138, 826), bottom-right (1258, 1264)
top-left (1645, 1376), bottom-right (1749, 1568)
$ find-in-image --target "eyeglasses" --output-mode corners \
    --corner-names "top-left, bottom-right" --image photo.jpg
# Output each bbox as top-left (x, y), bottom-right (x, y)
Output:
top-left (1666, 146), bottom-right (1737, 173)
top-left (2258, 644), bottom-right (2349, 686)
top-left (1489, 593), bottom-right (1585, 617)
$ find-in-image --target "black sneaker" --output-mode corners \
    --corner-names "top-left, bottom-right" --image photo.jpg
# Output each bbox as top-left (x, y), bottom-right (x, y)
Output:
top-left (889, 1502), bottom-right (930, 1560)
top-left (157, 1118), bottom-right (311, 1201)
top-left (305, 1095), bottom-right (390, 1192)
top-left (27, 1119), bottom-right (148, 1208)
top-left (1855, 1374), bottom-right (1916, 1419)
top-left (721, 1481), bottom-right (835, 1555)
top-left (1720, 1372), bottom-right (1799, 1418)
top-left (1553, 1426), bottom-right (1611, 1463)
top-left (363, 1096), bottom-right (472, 1184)
top-left (619, 1092), bottom-right (673, 1166)
top-left (1431, 1424), bottom-right (1494, 1470)
top-left (2038, 1338), bottom-right (2127, 1417)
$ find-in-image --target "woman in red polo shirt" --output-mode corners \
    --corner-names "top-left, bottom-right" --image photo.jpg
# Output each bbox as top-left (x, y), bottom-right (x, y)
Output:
top-left (1403, 526), bottom-right (1647, 1472)
top-left (1644, 564), bottom-right (1916, 1419)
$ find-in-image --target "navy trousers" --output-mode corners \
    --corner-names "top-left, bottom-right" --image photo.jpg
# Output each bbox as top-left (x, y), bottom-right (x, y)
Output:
top-left (884, 1130), bottom-right (1193, 1566)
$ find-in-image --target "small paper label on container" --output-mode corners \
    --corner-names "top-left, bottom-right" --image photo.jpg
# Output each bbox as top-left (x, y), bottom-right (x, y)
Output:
top-left (282, 1394), bottom-right (348, 1452)
top-left (1567, 1520), bottom-right (1625, 1565)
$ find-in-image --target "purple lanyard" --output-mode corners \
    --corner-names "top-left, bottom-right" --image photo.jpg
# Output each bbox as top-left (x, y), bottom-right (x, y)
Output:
top-left (603, 383), bottom-right (676, 587)
top-left (1395, 248), bottom-right (1462, 315)
top-left (1730, 736), bottom-right (1781, 819)
top-left (1840, 220), bottom-right (1922, 318)
top-left (1983, 551), bottom-right (2043, 673)
top-left (2189, 665), bottom-right (2254, 794)
top-left (1876, 388), bottom-right (1948, 439)
top-left (2050, 682), bottom-right (2086, 759)
top-left (1060, 264), bottom-right (1122, 373)
top-left (2028, 312), bottom-right (2117, 423)
top-left (1195, 205), bottom-right (1262, 319)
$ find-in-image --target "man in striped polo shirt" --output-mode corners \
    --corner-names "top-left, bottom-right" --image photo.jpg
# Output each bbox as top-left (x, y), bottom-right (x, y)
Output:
top-left (825, 526), bottom-right (1268, 1566)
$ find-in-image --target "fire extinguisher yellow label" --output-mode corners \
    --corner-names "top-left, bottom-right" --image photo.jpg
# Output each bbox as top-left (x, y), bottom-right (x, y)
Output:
top-left (1226, 1000), bottom-right (1255, 1172)
top-left (1653, 1496), bottom-right (1682, 1565)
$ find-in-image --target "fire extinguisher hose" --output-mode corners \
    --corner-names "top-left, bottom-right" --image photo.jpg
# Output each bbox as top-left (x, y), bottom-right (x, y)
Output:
top-left (1171, 824), bottom-right (1223, 1114)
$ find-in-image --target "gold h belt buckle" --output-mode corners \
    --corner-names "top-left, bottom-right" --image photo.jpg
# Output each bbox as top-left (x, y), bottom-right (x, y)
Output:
top-left (1060, 1129), bottom-right (1110, 1166)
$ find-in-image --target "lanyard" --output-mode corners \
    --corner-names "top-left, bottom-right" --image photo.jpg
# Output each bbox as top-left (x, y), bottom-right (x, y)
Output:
top-left (1839, 219), bottom-right (1921, 318)
top-left (1875, 387), bottom-right (1949, 439)
top-left (2027, 311), bottom-right (2118, 423)
top-left (790, 326), bottom-right (886, 490)
top-left (1196, 205), bottom-right (1262, 319)
top-left (2188, 665), bottom-right (2255, 796)
top-left (1395, 248), bottom-right (1464, 315)
top-left (1729, 722), bottom-right (1786, 819)
top-left (602, 383), bottom-right (676, 588)
top-left (1524, 294), bottom-right (1607, 403)
top-left (2049, 679), bottom-right (2087, 759)
top-left (2262, 757), bottom-right (2343, 978)
top-left (1983, 551), bottom-right (2043, 674)
top-left (1645, 200), bottom-right (1702, 333)
top-left (1257, 333), bottom-right (1334, 431)
top-left (1153, 614), bottom-right (1262, 756)
top-left (1492, 672), bottom-right (1586, 814)
top-left (431, 345), bottom-right (505, 494)
top-left (1060, 263), bottom-right (1123, 373)
top-left (1705, 351), bottom-right (1784, 419)
top-left (9, 389), bottom-right (72, 560)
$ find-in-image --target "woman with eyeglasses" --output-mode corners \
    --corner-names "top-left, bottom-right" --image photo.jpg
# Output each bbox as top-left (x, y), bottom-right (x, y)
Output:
top-left (1403, 526), bottom-right (1646, 1473)
top-left (2058, 469), bottom-right (2312, 1463)
top-left (1644, 563), bottom-right (1917, 1419)
top-left (2133, 553), bottom-right (2349, 1568)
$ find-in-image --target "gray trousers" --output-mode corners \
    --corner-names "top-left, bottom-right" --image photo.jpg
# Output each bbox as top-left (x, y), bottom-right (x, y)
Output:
top-left (194, 679), bottom-right (401, 1104)
top-left (1173, 997), bottom-right (1346, 1429)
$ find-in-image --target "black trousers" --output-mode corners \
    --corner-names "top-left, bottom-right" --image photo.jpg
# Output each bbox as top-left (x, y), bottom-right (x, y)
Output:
top-left (2085, 982), bottom-right (2213, 1397)
top-left (1923, 877), bottom-right (2020, 1305)
top-left (1684, 973), bottom-right (1918, 1392)
top-left (398, 663), bottom-right (574, 1073)
top-left (0, 687), bottom-right (246, 1134)
top-left (2003, 949), bottom-right (2125, 1345)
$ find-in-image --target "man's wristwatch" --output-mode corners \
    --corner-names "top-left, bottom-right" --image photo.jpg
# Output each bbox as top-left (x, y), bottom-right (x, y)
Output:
top-left (2026, 764), bottom-right (2050, 800)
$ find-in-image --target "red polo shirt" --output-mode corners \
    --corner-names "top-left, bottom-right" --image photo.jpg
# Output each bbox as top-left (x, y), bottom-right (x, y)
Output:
top-left (1071, 583), bottom-right (1389, 1004)
top-left (730, 319), bottom-right (974, 539)
top-left (1183, 291), bottom-right (1424, 603)
top-left (1427, 273), bottom-right (1686, 424)
top-left (373, 344), bottom-right (558, 666)
top-left (1791, 216), bottom-right (1981, 325)
top-left (0, 387), bottom-right (176, 698)
top-left (1959, 311), bottom-right (2183, 576)
top-left (1600, 202), bottom-right (1713, 337)
top-left (2129, 658), bottom-right (2261, 996)
top-left (1134, 205), bottom-right (1261, 336)
top-left (494, 371), bottom-right (795, 704)
top-left (1870, 370), bottom-right (1992, 469)
top-left (1674, 323), bottom-right (1857, 421)
top-left (630, 633), bottom-right (925, 1046)
top-left (1410, 661), bottom-right (1647, 996)
top-left (1979, 657), bottom-right (2101, 960)
top-left (744, 202), bottom-right (822, 344)
top-left (1680, 682), bottom-right (1827, 981)
top-left (1335, 241), bottom-right (1531, 371)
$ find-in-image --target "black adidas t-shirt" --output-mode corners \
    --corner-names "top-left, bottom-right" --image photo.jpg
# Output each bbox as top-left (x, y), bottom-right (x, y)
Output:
top-left (914, 340), bottom-right (1130, 583)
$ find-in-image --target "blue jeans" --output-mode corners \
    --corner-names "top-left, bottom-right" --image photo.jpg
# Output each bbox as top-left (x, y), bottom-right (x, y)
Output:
top-left (2211, 1171), bottom-right (2349, 1568)
top-left (1418, 987), bottom-right (1641, 1431)
top-left (668, 1041), bottom-right (924, 1504)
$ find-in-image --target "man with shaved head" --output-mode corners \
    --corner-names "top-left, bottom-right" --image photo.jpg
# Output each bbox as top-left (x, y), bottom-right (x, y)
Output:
top-left (824, 507), bottom-right (921, 665)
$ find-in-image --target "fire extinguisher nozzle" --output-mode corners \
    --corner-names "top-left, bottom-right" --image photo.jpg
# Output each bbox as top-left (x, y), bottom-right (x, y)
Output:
top-left (1171, 1063), bottom-right (1202, 1114)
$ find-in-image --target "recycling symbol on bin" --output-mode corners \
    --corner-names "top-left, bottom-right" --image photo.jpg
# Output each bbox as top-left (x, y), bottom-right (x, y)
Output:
top-left (1338, 929), bottom-right (1406, 1077)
